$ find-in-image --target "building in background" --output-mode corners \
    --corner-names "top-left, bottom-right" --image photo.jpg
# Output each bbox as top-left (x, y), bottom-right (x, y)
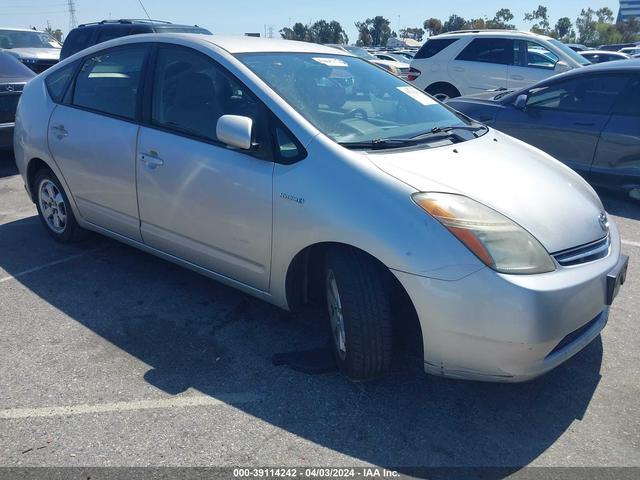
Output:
top-left (618, 0), bottom-right (640, 21)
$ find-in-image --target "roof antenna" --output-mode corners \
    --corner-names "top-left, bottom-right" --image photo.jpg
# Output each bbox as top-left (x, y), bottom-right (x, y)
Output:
top-left (137, 0), bottom-right (152, 22)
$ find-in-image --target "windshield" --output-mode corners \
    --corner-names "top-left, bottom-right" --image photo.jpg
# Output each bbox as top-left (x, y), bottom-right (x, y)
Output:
top-left (0, 29), bottom-right (61, 49)
top-left (549, 39), bottom-right (591, 66)
top-left (343, 46), bottom-right (377, 60)
top-left (236, 52), bottom-right (472, 145)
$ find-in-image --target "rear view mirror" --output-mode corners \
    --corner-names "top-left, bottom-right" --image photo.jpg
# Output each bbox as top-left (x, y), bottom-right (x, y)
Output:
top-left (216, 115), bottom-right (253, 150)
top-left (514, 94), bottom-right (528, 111)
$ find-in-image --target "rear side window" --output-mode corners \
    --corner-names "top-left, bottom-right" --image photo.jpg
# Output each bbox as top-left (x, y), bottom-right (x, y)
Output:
top-left (526, 74), bottom-right (629, 114)
top-left (45, 61), bottom-right (78, 103)
top-left (612, 75), bottom-right (640, 116)
top-left (414, 38), bottom-right (458, 59)
top-left (72, 44), bottom-right (148, 120)
top-left (60, 27), bottom-right (94, 59)
top-left (456, 38), bottom-right (515, 65)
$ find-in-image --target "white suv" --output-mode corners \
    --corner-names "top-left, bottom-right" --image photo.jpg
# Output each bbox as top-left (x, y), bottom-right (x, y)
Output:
top-left (409, 30), bottom-right (590, 100)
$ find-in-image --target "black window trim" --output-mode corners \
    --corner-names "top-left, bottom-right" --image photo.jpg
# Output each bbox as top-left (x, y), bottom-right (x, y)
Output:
top-left (65, 42), bottom-right (153, 125)
top-left (45, 59), bottom-right (82, 104)
top-left (522, 72), bottom-right (632, 116)
top-left (141, 42), bottom-right (307, 164)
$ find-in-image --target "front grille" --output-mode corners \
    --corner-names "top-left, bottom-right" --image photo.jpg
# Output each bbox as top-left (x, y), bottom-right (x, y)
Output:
top-left (546, 314), bottom-right (602, 358)
top-left (553, 235), bottom-right (610, 267)
top-left (0, 92), bottom-right (21, 124)
top-left (26, 59), bottom-right (58, 74)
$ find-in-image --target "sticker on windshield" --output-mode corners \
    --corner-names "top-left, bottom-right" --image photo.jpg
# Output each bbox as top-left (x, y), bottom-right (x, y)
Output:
top-left (397, 86), bottom-right (437, 106)
top-left (312, 57), bottom-right (348, 67)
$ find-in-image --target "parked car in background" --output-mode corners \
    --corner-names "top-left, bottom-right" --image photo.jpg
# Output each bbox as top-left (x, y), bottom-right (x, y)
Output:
top-left (0, 28), bottom-right (61, 73)
top-left (409, 30), bottom-right (589, 101)
top-left (14, 34), bottom-right (628, 383)
top-left (446, 60), bottom-right (640, 199)
top-left (60, 19), bottom-right (212, 60)
top-left (0, 51), bottom-right (35, 149)
top-left (325, 44), bottom-right (410, 78)
top-left (566, 43), bottom-right (591, 52)
top-left (375, 51), bottom-right (414, 64)
top-left (619, 47), bottom-right (640, 56)
top-left (580, 50), bottom-right (631, 64)
top-left (598, 42), bottom-right (639, 52)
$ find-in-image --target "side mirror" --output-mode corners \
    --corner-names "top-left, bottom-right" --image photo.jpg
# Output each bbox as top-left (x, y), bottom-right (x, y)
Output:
top-left (554, 60), bottom-right (570, 73)
top-left (514, 94), bottom-right (528, 111)
top-left (216, 115), bottom-right (253, 150)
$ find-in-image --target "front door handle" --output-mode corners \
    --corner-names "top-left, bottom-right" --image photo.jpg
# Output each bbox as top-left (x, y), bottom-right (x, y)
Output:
top-left (138, 151), bottom-right (164, 169)
top-left (51, 124), bottom-right (68, 139)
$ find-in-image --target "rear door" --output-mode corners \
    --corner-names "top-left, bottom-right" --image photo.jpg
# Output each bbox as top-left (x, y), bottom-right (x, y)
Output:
top-left (47, 43), bottom-right (149, 240)
top-left (508, 40), bottom-right (559, 90)
top-left (448, 37), bottom-right (513, 94)
top-left (592, 73), bottom-right (640, 190)
top-left (496, 73), bottom-right (630, 179)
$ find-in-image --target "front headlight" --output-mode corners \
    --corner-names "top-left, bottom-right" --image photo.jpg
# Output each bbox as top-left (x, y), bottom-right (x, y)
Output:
top-left (413, 192), bottom-right (556, 275)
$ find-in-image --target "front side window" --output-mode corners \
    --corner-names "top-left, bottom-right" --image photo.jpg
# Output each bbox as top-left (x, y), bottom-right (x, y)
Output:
top-left (516, 41), bottom-right (558, 69)
top-left (72, 44), bottom-right (148, 120)
top-left (151, 45), bottom-right (270, 154)
top-left (526, 75), bottom-right (630, 114)
top-left (456, 38), bottom-right (514, 65)
top-left (236, 52), bottom-right (471, 145)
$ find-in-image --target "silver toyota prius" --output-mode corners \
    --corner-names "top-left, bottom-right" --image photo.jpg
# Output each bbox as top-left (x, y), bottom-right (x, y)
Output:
top-left (14, 34), bottom-right (629, 382)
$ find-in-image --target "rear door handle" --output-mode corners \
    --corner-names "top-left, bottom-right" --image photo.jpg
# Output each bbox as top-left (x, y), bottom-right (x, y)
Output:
top-left (51, 124), bottom-right (68, 138)
top-left (138, 151), bottom-right (164, 169)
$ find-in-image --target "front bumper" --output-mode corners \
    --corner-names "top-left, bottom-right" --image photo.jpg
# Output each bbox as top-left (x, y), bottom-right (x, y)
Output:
top-left (392, 222), bottom-right (624, 382)
top-left (0, 122), bottom-right (14, 150)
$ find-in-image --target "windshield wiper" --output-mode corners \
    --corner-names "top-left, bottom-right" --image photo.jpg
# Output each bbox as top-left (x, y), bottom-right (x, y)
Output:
top-left (339, 138), bottom-right (419, 150)
top-left (409, 124), bottom-right (487, 142)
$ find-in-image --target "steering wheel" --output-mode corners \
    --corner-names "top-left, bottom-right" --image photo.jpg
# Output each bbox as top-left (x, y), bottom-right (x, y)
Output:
top-left (343, 108), bottom-right (368, 120)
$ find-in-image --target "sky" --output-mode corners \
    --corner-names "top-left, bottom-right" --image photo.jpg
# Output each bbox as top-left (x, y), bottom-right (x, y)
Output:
top-left (3, 0), bottom-right (621, 43)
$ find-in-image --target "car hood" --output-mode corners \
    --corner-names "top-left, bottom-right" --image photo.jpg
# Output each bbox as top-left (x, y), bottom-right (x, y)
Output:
top-left (4, 48), bottom-right (61, 60)
top-left (366, 130), bottom-right (607, 254)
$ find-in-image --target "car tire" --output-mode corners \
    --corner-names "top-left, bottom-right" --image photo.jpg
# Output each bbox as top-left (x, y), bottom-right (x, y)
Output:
top-left (426, 83), bottom-right (460, 102)
top-left (34, 168), bottom-right (85, 243)
top-left (324, 247), bottom-right (393, 381)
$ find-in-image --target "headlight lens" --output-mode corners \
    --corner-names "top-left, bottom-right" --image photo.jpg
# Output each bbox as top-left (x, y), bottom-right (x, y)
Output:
top-left (413, 192), bottom-right (556, 275)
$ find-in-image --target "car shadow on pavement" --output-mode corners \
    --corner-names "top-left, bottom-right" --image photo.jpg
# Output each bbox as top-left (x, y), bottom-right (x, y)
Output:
top-left (0, 151), bottom-right (18, 178)
top-left (0, 215), bottom-right (603, 475)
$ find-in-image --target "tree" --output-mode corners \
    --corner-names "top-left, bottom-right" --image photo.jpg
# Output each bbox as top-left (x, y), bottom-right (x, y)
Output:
top-left (308, 20), bottom-right (348, 44)
top-left (442, 14), bottom-right (467, 33)
top-left (355, 16), bottom-right (393, 47)
top-left (399, 27), bottom-right (425, 41)
top-left (487, 8), bottom-right (515, 29)
top-left (524, 5), bottom-right (550, 35)
top-left (44, 24), bottom-right (63, 42)
top-left (423, 18), bottom-right (443, 36)
top-left (553, 17), bottom-right (574, 40)
top-left (576, 8), bottom-right (598, 45)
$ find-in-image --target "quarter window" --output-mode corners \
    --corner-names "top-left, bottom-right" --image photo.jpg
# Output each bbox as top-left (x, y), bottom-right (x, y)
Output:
top-left (151, 45), bottom-right (270, 156)
top-left (72, 44), bottom-right (148, 120)
top-left (526, 75), bottom-right (630, 114)
top-left (414, 38), bottom-right (458, 59)
top-left (45, 60), bottom-right (78, 103)
top-left (456, 38), bottom-right (515, 65)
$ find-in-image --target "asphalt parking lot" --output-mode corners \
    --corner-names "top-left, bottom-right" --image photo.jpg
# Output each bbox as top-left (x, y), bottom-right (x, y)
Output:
top-left (0, 150), bottom-right (639, 472)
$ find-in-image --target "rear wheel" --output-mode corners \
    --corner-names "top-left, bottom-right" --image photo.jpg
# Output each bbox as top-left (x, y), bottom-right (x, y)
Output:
top-left (324, 248), bottom-right (393, 381)
top-left (34, 168), bottom-right (85, 243)
top-left (426, 83), bottom-right (460, 102)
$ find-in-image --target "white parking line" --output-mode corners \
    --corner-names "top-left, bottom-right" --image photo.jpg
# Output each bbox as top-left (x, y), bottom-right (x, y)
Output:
top-left (0, 392), bottom-right (261, 419)
top-left (622, 240), bottom-right (640, 248)
top-left (0, 248), bottom-right (104, 284)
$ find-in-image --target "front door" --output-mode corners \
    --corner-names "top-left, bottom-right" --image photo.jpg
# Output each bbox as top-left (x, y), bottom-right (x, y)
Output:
top-left (136, 44), bottom-right (274, 290)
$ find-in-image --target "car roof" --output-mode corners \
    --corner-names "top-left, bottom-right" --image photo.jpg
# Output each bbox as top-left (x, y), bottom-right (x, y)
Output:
top-left (581, 50), bottom-right (629, 56)
top-left (0, 27), bottom-right (47, 33)
top-left (178, 34), bottom-right (351, 55)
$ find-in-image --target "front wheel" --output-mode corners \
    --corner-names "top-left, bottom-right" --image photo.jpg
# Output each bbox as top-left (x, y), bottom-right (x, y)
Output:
top-left (324, 248), bottom-right (393, 381)
top-left (34, 168), bottom-right (85, 243)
